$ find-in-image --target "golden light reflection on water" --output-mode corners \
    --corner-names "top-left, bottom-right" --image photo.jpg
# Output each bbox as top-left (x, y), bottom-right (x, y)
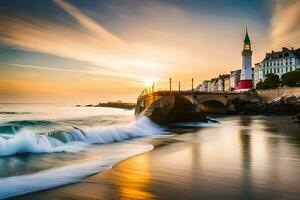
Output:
top-left (116, 154), bottom-right (155, 200)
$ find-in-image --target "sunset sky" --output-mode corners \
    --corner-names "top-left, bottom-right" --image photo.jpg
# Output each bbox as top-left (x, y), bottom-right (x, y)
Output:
top-left (0, 0), bottom-right (299, 103)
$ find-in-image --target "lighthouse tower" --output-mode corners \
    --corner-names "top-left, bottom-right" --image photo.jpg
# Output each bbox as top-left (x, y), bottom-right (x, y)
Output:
top-left (237, 28), bottom-right (253, 90)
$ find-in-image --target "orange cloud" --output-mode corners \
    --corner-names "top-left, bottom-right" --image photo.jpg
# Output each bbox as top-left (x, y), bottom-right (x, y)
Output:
top-left (0, 0), bottom-right (272, 102)
top-left (271, 0), bottom-right (300, 49)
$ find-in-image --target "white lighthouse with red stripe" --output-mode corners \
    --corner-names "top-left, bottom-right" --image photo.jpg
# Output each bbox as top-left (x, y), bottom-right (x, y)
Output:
top-left (237, 28), bottom-right (253, 90)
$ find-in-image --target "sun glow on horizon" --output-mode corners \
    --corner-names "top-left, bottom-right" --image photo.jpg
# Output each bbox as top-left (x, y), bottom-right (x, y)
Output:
top-left (143, 79), bottom-right (154, 87)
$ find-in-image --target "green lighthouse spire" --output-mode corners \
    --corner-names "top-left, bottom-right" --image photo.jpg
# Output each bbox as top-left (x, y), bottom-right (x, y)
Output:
top-left (244, 27), bottom-right (251, 44)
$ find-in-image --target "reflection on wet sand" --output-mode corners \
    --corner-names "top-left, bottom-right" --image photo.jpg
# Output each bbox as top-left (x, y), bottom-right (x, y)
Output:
top-left (114, 155), bottom-right (154, 200)
top-left (239, 116), bottom-right (252, 199)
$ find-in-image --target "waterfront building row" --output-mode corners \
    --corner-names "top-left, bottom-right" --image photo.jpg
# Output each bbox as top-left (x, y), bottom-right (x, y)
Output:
top-left (197, 74), bottom-right (231, 92)
top-left (198, 47), bottom-right (300, 91)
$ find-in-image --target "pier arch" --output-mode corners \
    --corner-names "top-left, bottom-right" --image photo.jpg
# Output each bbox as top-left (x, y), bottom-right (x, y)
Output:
top-left (199, 100), bottom-right (227, 114)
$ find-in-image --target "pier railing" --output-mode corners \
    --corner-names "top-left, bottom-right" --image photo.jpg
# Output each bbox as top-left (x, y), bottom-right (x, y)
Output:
top-left (138, 78), bottom-right (241, 101)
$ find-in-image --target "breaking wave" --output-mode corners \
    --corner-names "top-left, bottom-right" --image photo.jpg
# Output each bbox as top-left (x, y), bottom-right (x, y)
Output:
top-left (0, 117), bottom-right (165, 156)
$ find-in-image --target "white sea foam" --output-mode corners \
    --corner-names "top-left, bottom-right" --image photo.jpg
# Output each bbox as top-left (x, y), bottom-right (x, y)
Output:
top-left (0, 117), bottom-right (164, 156)
top-left (0, 144), bottom-right (153, 199)
top-left (0, 130), bottom-right (88, 156)
top-left (85, 116), bottom-right (164, 144)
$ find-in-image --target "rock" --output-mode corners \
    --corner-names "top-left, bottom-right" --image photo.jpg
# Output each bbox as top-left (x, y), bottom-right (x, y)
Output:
top-left (231, 94), bottom-right (300, 116)
top-left (286, 95), bottom-right (297, 104)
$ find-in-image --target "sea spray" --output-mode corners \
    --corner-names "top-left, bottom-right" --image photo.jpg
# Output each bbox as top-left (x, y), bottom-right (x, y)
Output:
top-left (0, 129), bottom-right (89, 156)
top-left (0, 117), bottom-right (164, 156)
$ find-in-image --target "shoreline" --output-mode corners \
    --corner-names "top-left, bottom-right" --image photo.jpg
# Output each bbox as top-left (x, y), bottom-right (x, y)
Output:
top-left (10, 115), bottom-right (300, 200)
top-left (11, 136), bottom-right (181, 200)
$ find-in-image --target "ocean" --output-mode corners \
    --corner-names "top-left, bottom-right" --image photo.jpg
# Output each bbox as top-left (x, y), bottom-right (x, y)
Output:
top-left (0, 103), bottom-right (166, 199)
top-left (1, 104), bottom-right (300, 200)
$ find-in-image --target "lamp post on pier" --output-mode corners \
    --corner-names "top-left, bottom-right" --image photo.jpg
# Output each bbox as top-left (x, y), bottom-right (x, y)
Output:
top-left (169, 78), bottom-right (172, 94)
top-left (192, 78), bottom-right (194, 91)
top-left (152, 83), bottom-right (155, 93)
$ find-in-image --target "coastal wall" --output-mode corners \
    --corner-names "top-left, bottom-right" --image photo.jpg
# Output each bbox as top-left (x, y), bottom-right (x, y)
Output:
top-left (257, 87), bottom-right (300, 102)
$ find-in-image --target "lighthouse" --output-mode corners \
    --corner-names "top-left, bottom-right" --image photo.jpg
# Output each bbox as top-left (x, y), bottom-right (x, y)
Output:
top-left (237, 28), bottom-right (253, 90)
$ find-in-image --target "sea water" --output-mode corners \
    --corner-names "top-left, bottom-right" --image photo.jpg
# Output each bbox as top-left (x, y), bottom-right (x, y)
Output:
top-left (0, 103), bottom-right (165, 199)
top-left (1, 104), bottom-right (300, 199)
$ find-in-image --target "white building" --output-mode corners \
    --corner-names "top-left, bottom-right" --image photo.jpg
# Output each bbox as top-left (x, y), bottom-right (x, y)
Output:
top-left (254, 63), bottom-right (261, 87)
top-left (217, 74), bottom-right (230, 92)
top-left (223, 75), bottom-right (231, 92)
top-left (259, 47), bottom-right (300, 80)
top-left (207, 80), bottom-right (211, 92)
top-left (217, 78), bottom-right (224, 92)
top-left (201, 80), bottom-right (209, 92)
top-left (230, 69), bottom-right (241, 91)
top-left (196, 84), bottom-right (202, 91)
top-left (211, 78), bottom-right (218, 92)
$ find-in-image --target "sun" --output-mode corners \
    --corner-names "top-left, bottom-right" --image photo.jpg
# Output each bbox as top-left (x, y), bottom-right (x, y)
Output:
top-left (143, 79), bottom-right (153, 87)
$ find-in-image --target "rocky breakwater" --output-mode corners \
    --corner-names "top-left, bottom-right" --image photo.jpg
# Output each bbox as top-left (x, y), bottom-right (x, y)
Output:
top-left (232, 95), bottom-right (300, 119)
top-left (76, 102), bottom-right (136, 109)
